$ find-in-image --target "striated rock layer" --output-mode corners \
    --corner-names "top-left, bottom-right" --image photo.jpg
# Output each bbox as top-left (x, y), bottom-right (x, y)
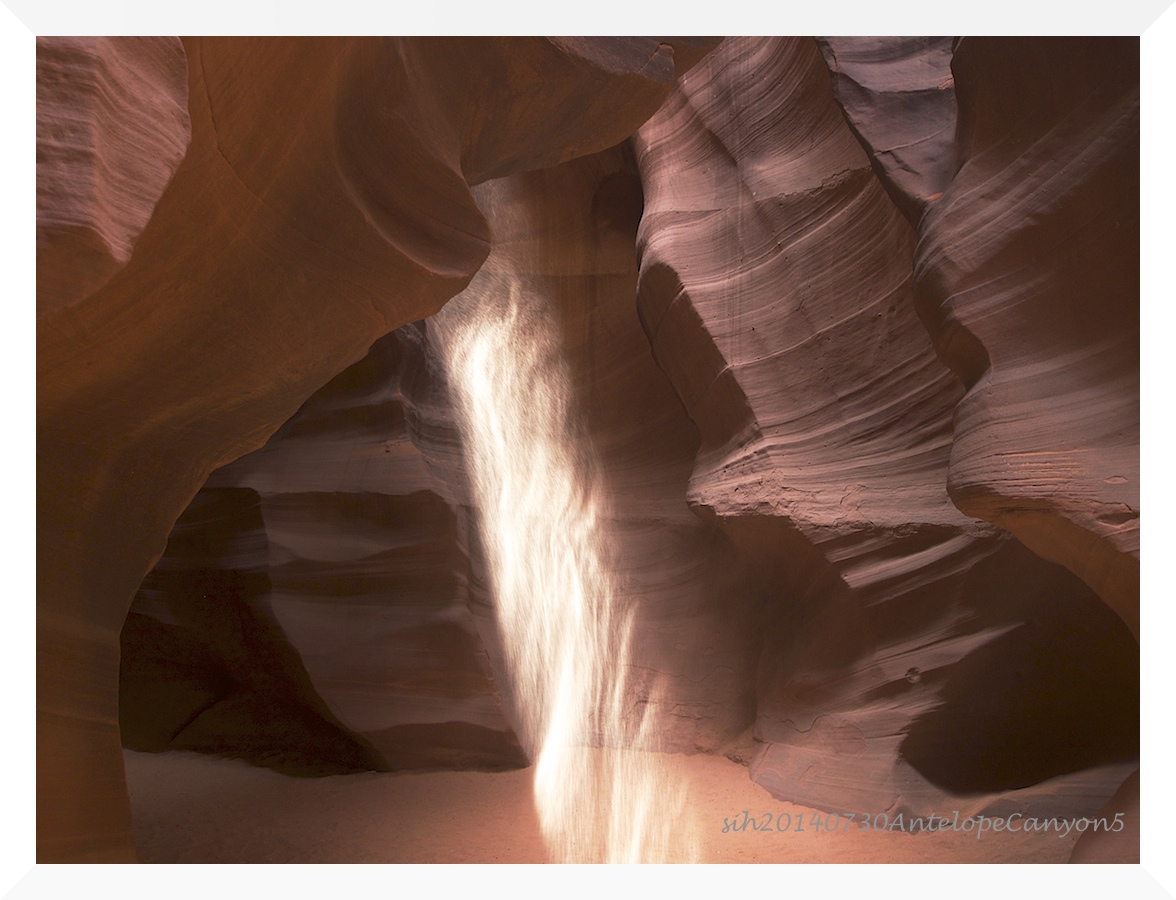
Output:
top-left (634, 36), bottom-right (1137, 818)
top-left (816, 36), bottom-right (956, 228)
top-left (913, 37), bottom-right (1140, 638)
top-left (124, 329), bottom-right (528, 772)
top-left (37, 36), bottom-right (717, 863)
top-left (36, 37), bottom-right (191, 314)
top-left (815, 37), bottom-right (1139, 860)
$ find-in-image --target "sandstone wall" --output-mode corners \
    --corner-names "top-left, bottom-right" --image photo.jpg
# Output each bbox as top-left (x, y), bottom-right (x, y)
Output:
top-left (37, 35), bottom-right (715, 862)
top-left (633, 35), bottom-right (1138, 819)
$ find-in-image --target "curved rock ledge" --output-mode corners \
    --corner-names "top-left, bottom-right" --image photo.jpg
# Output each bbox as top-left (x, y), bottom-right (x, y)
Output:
top-left (816, 36), bottom-right (956, 227)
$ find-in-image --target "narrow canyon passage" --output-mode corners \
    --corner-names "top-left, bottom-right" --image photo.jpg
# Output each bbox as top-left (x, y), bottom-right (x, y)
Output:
top-left (35, 35), bottom-right (1140, 867)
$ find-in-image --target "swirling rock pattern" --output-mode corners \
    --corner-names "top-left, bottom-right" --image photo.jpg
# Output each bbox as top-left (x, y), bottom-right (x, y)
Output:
top-left (36, 37), bottom-right (191, 314)
top-left (635, 37), bottom-right (970, 537)
top-left (913, 37), bottom-right (1140, 638)
top-left (634, 36), bottom-right (1137, 818)
top-left (37, 36), bottom-right (716, 862)
top-left (816, 36), bottom-right (956, 227)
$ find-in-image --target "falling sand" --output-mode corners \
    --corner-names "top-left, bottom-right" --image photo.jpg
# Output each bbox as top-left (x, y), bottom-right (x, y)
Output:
top-left (428, 175), bottom-right (696, 863)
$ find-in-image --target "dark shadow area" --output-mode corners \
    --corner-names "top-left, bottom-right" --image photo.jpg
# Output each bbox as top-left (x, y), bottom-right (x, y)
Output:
top-left (120, 487), bottom-right (382, 776)
top-left (899, 540), bottom-right (1139, 793)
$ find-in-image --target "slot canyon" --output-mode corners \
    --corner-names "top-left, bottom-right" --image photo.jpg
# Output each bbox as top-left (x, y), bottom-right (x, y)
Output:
top-left (36, 35), bottom-right (1139, 866)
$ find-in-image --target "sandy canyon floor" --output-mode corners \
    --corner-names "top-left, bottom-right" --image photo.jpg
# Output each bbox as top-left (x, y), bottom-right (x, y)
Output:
top-left (125, 749), bottom-right (1081, 864)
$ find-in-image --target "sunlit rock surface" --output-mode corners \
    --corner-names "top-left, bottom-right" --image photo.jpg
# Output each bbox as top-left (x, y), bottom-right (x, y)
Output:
top-left (429, 150), bottom-right (755, 756)
top-left (633, 36), bottom-right (1137, 819)
top-left (37, 35), bottom-right (717, 862)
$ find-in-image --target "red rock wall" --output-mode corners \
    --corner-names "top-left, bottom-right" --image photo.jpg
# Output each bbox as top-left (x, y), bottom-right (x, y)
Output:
top-left (914, 37), bottom-right (1140, 638)
top-left (633, 36), bottom-right (1137, 819)
top-left (120, 487), bottom-right (385, 774)
top-left (37, 35), bottom-right (715, 863)
top-left (816, 36), bottom-right (957, 227)
top-left (36, 37), bottom-right (191, 314)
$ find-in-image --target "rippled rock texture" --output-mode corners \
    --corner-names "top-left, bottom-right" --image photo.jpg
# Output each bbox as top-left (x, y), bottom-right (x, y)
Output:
top-left (915, 38), bottom-right (1140, 639)
top-left (120, 487), bottom-right (386, 774)
top-left (41, 35), bottom-right (1138, 864)
top-left (36, 37), bottom-right (191, 314)
top-left (816, 36), bottom-right (956, 227)
top-left (37, 35), bottom-right (716, 862)
top-left (633, 36), bottom-right (1137, 824)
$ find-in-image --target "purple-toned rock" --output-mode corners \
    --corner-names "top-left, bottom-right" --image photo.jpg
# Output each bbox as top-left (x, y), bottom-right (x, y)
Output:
top-left (913, 38), bottom-right (1140, 638)
top-left (37, 37), bottom-right (190, 314)
top-left (817, 36), bottom-right (956, 226)
top-left (634, 35), bottom-right (1137, 819)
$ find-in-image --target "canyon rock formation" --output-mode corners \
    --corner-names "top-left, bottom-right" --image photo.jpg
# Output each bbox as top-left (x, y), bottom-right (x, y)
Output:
top-left (39, 35), bottom-right (1139, 864)
top-left (37, 35), bottom-right (717, 862)
top-left (124, 144), bottom-right (754, 775)
top-left (633, 35), bottom-right (1137, 822)
top-left (915, 38), bottom-right (1140, 640)
top-left (36, 37), bottom-right (192, 314)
